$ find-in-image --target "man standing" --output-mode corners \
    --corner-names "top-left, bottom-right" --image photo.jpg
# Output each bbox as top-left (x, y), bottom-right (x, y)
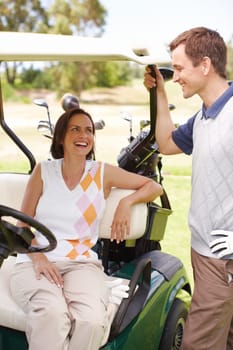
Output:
top-left (144, 27), bottom-right (233, 350)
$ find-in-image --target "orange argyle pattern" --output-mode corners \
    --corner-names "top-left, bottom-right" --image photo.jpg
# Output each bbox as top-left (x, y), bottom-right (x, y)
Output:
top-left (66, 239), bottom-right (93, 259)
top-left (65, 162), bottom-right (103, 259)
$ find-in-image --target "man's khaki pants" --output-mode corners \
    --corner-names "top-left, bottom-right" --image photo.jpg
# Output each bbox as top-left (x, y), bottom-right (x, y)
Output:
top-left (10, 260), bottom-right (109, 350)
top-left (181, 249), bottom-right (233, 350)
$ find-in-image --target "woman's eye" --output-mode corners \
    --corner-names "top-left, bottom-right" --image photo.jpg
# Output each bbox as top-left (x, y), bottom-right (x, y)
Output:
top-left (69, 126), bottom-right (93, 134)
top-left (71, 127), bottom-right (78, 132)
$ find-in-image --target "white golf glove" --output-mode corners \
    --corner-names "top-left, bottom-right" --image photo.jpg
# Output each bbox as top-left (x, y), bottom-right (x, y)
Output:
top-left (209, 230), bottom-right (233, 258)
top-left (105, 278), bottom-right (129, 305)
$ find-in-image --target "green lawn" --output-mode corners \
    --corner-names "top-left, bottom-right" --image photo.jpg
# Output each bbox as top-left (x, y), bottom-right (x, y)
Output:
top-left (160, 173), bottom-right (193, 287)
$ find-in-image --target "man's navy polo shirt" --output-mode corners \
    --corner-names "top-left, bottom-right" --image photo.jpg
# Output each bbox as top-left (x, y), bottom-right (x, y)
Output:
top-left (172, 82), bottom-right (233, 155)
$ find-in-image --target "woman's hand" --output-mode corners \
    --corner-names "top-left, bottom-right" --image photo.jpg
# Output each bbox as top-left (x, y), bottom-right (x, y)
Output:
top-left (30, 253), bottom-right (64, 288)
top-left (110, 199), bottom-right (131, 243)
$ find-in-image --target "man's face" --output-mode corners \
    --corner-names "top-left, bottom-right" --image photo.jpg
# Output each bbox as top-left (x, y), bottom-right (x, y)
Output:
top-left (172, 44), bottom-right (205, 99)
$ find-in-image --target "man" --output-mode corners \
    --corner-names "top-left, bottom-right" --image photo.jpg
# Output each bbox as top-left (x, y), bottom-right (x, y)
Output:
top-left (144, 27), bottom-right (233, 350)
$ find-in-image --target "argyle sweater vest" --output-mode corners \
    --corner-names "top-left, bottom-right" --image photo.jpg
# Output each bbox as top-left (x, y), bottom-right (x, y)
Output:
top-left (16, 159), bottom-right (106, 263)
top-left (189, 96), bottom-right (233, 259)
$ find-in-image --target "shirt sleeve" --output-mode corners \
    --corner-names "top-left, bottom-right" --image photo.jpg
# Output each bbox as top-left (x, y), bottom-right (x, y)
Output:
top-left (172, 114), bottom-right (197, 155)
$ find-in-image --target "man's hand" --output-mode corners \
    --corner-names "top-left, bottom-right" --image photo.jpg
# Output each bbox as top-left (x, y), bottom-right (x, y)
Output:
top-left (209, 230), bottom-right (233, 258)
top-left (143, 65), bottom-right (165, 92)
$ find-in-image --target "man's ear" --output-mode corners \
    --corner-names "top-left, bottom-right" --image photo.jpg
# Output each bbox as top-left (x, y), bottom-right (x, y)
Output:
top-left (201, 56), bottom-right (211, 75)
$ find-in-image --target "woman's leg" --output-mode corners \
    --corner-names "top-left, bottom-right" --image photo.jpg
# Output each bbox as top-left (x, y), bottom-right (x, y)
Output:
top-left (10, 262), bottom-right (71, 350)
top-left (61, 261), bottom-right (109, 350)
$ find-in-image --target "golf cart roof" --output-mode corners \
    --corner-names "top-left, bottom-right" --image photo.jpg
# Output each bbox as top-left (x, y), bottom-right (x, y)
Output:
top-left (0, 31), bottom-right (170, 65)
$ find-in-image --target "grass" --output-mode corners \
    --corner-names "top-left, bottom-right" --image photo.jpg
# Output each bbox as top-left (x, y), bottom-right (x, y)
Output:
top-left (160, 174), bottom-right (193, 287)
top-left (0, 161), bottom-right (31, 173)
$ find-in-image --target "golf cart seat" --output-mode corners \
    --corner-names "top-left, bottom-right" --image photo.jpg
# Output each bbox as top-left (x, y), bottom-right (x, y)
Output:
top-left (0, 172), bottom-right (148, 233)
top-left (0, 172), bottom-right (149, 346)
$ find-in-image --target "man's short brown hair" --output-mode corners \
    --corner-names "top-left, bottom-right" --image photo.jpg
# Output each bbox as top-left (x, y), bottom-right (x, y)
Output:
top-left (169, 27), bottom-right (227, 79)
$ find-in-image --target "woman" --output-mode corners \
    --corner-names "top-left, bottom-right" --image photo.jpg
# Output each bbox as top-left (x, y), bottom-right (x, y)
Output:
top-left (10, 107), bottom-right (162, 350)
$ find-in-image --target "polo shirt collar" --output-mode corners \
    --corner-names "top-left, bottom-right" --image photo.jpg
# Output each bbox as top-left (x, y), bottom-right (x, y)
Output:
top-left (202, 81), bottom-right (233, 119)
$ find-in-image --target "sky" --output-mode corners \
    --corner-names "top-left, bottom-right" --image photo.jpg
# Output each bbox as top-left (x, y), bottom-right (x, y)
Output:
top-left (100, 0), bottom-right (233, 61)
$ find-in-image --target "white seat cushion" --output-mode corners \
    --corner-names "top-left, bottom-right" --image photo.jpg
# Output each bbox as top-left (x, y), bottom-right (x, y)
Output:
top-left (0, 173), bottom-right (29, 224)
top-left (0, 173), bottom-right (148, 238)
top-left (99, 188), bottom-right (147, 240)
top-left (0, 256), bottom-right (26, 331)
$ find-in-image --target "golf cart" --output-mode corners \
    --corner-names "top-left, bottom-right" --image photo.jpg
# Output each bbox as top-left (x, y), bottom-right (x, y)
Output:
top-left (0, 32), bottom-right (191, 350)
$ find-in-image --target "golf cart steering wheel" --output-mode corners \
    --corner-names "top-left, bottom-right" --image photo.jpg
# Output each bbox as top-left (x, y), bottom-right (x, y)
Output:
top-left (0, 204), bottom-right (57, 266)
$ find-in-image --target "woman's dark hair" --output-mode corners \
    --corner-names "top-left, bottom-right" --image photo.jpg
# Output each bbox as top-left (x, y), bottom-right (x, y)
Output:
top-left (50, 107), bottom-right (95, 159)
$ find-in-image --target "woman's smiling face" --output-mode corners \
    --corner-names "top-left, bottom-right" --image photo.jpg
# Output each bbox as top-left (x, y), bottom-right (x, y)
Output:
top-left (63, 113), bottom-right (94, 158)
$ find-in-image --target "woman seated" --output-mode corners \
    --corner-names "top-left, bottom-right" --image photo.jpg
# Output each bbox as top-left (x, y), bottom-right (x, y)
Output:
top-left (10, 107), bottom-right (162, 350)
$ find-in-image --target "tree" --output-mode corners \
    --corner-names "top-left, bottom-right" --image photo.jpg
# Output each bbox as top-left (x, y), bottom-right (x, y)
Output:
top-left (94, 62), bottom-right (132, 88)
top-left (0, 0), bottom-right (49, 85)
top-left (46, 0), bottom-right (108, 95)
top-left (1, 0), bottom-right (133, 94)
top-left (0, 0), bottom-right (49, 32)
top-left (48, 0), bottom-right (106, 36)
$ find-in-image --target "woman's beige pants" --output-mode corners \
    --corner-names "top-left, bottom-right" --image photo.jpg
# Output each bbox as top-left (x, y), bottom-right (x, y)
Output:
top-left (10, 260), bottom-right (109, 350)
